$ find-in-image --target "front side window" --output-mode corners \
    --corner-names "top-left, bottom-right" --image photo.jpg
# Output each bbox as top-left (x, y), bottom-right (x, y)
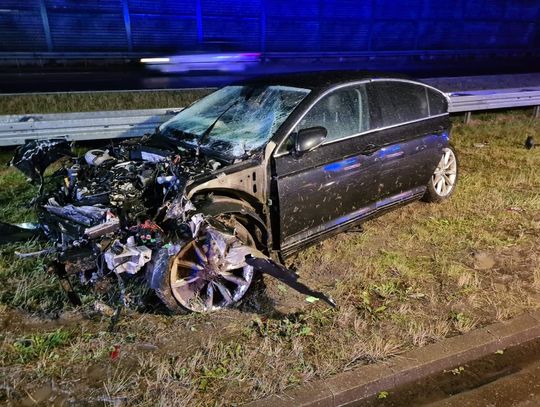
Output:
top-left (159, 85), bottom-right (310, 158)
top-left (296, 85), bottom-right (370, 143)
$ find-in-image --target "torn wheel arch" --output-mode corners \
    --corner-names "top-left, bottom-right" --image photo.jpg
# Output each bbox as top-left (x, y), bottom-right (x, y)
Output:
top-left (193, 193), bottom-right (269, 252)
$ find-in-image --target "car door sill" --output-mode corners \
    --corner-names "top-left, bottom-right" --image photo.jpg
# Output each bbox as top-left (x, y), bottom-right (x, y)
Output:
top-left (280, 186), bottom-right (426, 258)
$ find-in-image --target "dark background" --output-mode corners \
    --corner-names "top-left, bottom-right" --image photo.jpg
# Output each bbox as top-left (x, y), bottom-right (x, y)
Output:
top-left (2, 0), bottom-right (540, 55)
top-left (2, 1), bottom-right (540, 92)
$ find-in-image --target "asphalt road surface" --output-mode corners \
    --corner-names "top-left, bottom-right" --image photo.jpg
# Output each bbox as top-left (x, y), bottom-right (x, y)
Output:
top-left (361, 338), bottom-right (540, 406)
top-left (2, 57), bottom-right (540, 94)
top-left (429, 358), bottom-right (540, 406)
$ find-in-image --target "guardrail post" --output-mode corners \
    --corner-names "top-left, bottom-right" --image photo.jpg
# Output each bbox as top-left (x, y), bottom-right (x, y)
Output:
top-left (464, 111), bottom-right (472, 124)
top-left (534, 106), bottom-right (540, 119)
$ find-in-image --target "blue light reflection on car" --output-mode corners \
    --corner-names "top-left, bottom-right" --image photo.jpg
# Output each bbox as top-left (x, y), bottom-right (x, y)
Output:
top-left (324, 157), bottom-right (361, 172)
top-left (379, 144), bottom-right (402, 158)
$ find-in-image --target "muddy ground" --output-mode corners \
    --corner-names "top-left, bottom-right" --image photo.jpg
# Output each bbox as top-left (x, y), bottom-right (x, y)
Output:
top-left (1, 110), bottom-right (539, 406)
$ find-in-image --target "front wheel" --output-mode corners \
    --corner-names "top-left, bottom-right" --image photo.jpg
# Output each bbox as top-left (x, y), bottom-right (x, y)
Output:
top-left (147, 217), bottom-right (256, 314)
top-left (423, 145), bottom-right (459, 203)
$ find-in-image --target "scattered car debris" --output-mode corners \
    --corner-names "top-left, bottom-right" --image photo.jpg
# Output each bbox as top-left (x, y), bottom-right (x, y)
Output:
top-left (9, 139), bottom-right (73, 195)
top-left (0, 222), bottom-right (40, 244)
top-left (110, 345), bottom-right (121, 361)
top-left (525, 135), bottom-right (535, 150)
top-left (244, 256), bottom-right (335, 307)
top-left (94, 301), bottom-right (115, 317)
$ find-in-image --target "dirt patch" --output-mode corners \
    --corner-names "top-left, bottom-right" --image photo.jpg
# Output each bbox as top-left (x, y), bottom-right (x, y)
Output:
top-left (471, 251), bottom-right (496, 270)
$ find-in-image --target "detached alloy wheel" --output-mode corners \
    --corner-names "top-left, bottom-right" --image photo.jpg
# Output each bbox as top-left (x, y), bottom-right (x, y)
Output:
top-left (424, 145), bottom-right (459, 203)
top-left (148, 218), bottom-right (255, 314)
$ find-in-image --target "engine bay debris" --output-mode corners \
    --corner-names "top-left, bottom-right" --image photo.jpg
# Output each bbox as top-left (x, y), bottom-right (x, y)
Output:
top-left (3, 137), bottom-right (334, 316)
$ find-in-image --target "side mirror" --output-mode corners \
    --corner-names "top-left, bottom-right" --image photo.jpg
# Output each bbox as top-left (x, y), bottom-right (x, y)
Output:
top-left (294, 126), bottom-right (327, 155)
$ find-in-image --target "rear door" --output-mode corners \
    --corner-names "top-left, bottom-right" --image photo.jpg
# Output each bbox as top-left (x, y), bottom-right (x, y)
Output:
top-left (272, 84), bottom-right (382, 252)
top-left (366, 80), bottom-right (449, 202)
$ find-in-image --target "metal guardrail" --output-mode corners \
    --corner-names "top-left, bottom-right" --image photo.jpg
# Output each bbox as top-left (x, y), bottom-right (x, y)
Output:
top-left (1, 87), bottom-right (540, 146)
top-left (447, 87), bottom-right (540, 113)
top-left (0, 108), bottom-right (181, 146)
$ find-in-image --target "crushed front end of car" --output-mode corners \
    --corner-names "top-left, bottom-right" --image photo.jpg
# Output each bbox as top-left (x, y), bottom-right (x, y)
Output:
top-left (3, 134), bottom-right (334, 315)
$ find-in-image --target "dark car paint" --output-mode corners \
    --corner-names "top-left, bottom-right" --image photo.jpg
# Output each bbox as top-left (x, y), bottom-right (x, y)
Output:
top-left (273, 131), bottom-right (383, 249)
top-left (272, 127), bottom-right (449, 255)
top-left (185, 73), bottom-right (451, 260)
top-left (375, 116), bottom-right (450, 200)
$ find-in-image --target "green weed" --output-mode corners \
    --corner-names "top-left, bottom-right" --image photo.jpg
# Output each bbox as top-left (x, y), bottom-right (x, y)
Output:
top-left (11, 328), bottom-right (72, 363)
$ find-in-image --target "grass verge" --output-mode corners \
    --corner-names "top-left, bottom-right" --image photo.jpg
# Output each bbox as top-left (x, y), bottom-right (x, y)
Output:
top-left (0, 89), bottom-right (211, 115)
top-left (0, 110), bottom-right (539, 406)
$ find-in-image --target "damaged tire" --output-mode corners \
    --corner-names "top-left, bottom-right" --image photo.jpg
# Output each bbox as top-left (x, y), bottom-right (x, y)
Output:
top-left (147, 247), bottom-right (188, 314)
top-left (147, 217), bottom-right (257, 314)
top-left (423, 145), bottom-right (459, 203)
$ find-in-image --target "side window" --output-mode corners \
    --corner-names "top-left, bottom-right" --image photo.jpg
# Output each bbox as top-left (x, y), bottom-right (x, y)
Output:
top-left (297, 85), bottom-right (369, 143)
top-left (368, 82), bottom-right (429, 127)
top-left (427, 88), bottom-right (448, 116)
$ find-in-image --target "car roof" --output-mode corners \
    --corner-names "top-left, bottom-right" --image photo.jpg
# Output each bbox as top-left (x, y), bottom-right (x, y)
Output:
top-left (239, 70), bottom-right (416, 90)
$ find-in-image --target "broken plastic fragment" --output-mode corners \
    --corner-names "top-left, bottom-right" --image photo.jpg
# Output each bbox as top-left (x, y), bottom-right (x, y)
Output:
top-left (94, 301), bottom-right (115, 316)
top-left (110, 345), bottom-right (121, 361)
top-left (104, 238), bottom-right (152, 274)
top-left (0, 222), bottom-right (41, 244)
top-left (15, 248), bottom-right (54, 258)
top-left (43, 204), bottom-right (107, 227)
top-left (84, 218), bottom-right (120, 239)
top-left (84, 149), bottom-right (115, 166)
top-left (165, 196), bottom-right (196, 222)
top-left (188, 213), bottom-right (205, 237)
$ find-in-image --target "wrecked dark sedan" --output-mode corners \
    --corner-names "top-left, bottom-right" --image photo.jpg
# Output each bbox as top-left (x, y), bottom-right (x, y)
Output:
top-left (3, 71), bottom-right (458, 314)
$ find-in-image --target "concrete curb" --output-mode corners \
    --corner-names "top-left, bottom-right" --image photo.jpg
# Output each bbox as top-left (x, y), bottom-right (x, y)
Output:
top-left (246, 311), bottom-right (540, 407)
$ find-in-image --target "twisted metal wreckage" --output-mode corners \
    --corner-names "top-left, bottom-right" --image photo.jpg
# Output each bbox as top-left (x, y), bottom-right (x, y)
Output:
top-left (1, 137), bottom-right (335, 314)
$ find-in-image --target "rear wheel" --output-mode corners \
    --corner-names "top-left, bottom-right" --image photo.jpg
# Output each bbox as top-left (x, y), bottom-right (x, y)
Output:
top-left (148, 217), bottom-right (256, 314)
top-left (424, 145), bottom-right (459, 203)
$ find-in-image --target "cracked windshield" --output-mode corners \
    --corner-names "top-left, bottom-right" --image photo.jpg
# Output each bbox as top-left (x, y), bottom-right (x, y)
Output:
top-left (159, 85), bottom-right (310, 157)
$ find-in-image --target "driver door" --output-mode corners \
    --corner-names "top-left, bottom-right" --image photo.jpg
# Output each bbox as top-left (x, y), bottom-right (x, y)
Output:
top-left (272, 84), bottom-right (382, 253)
